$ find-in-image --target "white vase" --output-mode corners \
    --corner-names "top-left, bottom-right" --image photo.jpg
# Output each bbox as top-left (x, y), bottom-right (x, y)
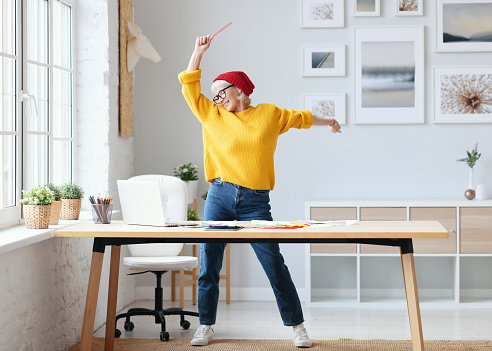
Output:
top-left (468, 168), bottom-right (475, 190)
top-left (184, 180), bottom-right (198, 204)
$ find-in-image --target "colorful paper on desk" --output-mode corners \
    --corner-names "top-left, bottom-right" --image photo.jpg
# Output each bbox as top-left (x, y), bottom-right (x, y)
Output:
top-left (251, 220), bottom-right (358, 229)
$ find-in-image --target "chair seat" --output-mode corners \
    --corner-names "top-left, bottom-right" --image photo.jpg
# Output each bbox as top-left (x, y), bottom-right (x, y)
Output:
top-left (124, 256), bottom-right (198, 271)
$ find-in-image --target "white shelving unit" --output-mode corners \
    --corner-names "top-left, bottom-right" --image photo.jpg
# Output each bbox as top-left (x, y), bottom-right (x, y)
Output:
top-left (305, 200), bottom-right (492, 308)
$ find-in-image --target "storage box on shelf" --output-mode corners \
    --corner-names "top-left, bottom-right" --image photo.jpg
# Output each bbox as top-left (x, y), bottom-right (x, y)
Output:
top-left (305, 200), bottom-right (492, 308)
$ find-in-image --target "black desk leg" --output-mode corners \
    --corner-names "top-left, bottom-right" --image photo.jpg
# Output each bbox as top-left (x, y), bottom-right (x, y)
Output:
top-left (400, 240), bottom-right (424, 351)
top-left (104, 245), bottom-right (121, 351)
top-left (80, 239), bottom-right (106, 351)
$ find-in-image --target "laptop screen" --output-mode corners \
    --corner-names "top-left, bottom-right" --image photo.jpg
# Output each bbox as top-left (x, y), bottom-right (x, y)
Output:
top-left (117, 180), bottom-right (167, 226)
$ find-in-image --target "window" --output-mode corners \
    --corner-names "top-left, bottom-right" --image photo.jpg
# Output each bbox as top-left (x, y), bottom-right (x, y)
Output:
top-left (0, 0), bottom-right (74, 226)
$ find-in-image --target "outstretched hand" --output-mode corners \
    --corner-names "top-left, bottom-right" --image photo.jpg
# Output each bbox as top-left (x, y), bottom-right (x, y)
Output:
top-left (187, 35), bottom-right (212, 72)
top-left (329, 120), bottom-right (341, 133)
top-left (194, 35), bottom-right (213, 55)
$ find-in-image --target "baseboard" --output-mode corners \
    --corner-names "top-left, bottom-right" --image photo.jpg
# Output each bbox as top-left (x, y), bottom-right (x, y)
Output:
top-left (135, 286), bottom-right (307, 302)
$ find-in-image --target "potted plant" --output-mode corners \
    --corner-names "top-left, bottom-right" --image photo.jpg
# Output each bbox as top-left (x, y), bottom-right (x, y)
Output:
top-left (21, 186), bottom-right (55, 229)
top-left (174, 163), bottom-right (199, 204)
top-left (187, 207), bottom-right (200, 221)
top-left (457, 143), bottom-right (481, 194)
top-left (45, 183), bottom-right (63, 225)
top-left (59, 181), bottom-right (84, 220)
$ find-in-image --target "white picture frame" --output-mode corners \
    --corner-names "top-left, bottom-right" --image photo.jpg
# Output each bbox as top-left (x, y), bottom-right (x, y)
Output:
top-left (433, 66), bottom-right (492, 123)
top-left (354, 26), bottom-right (424, 124)
top-left (303, 46), bottom-right (346, 76)
top-left (436, 0), bottom-right (492, 52)
top-left (304, 94), bottom-right (346, 125)
top-left (354, 0), bottom-right (381, 17)
top-left (397, 0), bottom-right (423, 16)
top-left (302, 0), bottom-right (345, 28)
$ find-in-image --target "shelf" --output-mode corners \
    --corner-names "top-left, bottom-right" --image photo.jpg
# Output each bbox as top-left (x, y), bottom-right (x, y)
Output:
top-left (306, 201), bottom-right (492, 307)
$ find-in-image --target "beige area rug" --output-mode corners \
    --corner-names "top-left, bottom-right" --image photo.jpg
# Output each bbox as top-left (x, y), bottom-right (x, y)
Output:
top-left (68, 337), bottom-right (492, 350)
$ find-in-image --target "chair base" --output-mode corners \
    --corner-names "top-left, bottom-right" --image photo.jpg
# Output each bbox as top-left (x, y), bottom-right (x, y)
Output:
top-left (115, 270), bottom-right (199, 341)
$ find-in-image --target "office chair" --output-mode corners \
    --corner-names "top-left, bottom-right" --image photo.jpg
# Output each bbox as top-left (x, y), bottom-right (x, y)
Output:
top-left (115, 175), bottom-right (199, 342)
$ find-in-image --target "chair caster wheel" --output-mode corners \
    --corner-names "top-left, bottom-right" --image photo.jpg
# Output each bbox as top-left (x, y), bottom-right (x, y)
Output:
top-left (160, 331), bottom-right (170, 341)
top-left (115, 329), bottom-right (122, 338)
top-left (181, 320), bottom-right (191, 330)
top-left (124, 321), bottom-right (134, 331)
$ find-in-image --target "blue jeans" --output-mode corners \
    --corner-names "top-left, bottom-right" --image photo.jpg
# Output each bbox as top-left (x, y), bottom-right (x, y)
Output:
top-left (199, 178), bottom-right (304, 326)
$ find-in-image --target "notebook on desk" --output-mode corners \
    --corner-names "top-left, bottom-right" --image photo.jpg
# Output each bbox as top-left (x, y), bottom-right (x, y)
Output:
top-left (117, 180), bottom-right (177, 227)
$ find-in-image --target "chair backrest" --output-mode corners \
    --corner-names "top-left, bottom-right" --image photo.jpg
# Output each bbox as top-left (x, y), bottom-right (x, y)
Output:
top-left (127, 175), bottom-right (187, 257)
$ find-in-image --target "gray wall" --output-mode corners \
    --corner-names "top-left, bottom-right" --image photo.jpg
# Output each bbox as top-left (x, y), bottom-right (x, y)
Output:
top-left (132, 0), bottom-right (492, 293)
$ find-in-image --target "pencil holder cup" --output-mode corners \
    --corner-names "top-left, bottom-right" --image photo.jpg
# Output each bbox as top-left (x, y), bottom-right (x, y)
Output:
top-left (92, 204), bottom-right (113, 224)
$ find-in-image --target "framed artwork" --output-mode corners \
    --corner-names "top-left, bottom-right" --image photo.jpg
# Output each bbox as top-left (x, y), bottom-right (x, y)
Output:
top-left (397, 0), bottom-right (423, 16)
top-left (304, 94), bottom-right (346, 125)
top-left (354, 0), bottom-right (380, 16)
top-left (433, 66), bottom-right (492, 123)
top-left (437, 0), bottom-right (492, 52)
top-left (354, 26), bottom-right (424, 124)
top-left (303, 46), bottom-right (345, 76)
top-left (302, 0), bottom-right (344, 28)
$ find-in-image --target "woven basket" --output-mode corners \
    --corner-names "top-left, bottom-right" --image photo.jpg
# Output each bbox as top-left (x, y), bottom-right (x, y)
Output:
top-left (60, 199), bottom-right (82, 220)
top-left (49, 200), bottom-right (63, 225)
top-left (24, 205), bottom-right (52, 229)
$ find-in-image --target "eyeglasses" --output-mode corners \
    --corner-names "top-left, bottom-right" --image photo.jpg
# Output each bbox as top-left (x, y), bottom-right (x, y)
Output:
top-left (213, 84), bottom-right (234, 105)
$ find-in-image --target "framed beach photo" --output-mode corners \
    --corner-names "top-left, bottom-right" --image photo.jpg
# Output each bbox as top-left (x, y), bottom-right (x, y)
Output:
top-left (437, 0), bottom-right (492, 52)
top-left (433, 66), bottom-right (492, 123)
top-left (354, 0), bottom-right (380, 17)
top-left (354, 27), bottom-right (424, 124)
top-left (303, 46), bottom-right (345, 76)
top-left (302, 0), bottom-right (344, 28)
top-left (397, 0), bottom-right (423, 16)
top-left (304, 94), bottom-right (346, 125)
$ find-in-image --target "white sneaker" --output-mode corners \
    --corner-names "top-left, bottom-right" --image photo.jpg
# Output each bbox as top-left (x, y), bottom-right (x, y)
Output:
top-left (293, 326), bottom-right (312, 348)
top-left (190, 325), bottom-right (214, 346)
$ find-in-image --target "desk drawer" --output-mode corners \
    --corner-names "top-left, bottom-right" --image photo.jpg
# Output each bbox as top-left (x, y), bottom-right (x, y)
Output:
top-left (310, 207), bottom-right (357, 254)
top-left (410, 207), bottom-right (456, 254)
top-left (360, 207), bottom-right (406, 254)
top-left (460, 207), bottom-right (492, 254)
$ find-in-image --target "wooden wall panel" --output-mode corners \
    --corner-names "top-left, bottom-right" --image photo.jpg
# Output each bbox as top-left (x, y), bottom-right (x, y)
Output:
top-left (119, 0), bottom-right (134, 137)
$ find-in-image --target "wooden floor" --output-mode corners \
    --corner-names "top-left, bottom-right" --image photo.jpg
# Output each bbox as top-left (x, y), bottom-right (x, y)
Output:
top-left (94, 300), bottom-right (492, 341)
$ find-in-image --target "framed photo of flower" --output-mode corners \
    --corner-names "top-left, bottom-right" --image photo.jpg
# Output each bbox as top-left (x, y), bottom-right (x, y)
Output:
top-left (354, 26), bottom-right (424, 124)
top-left (397, 0), bottom-right (423, 16)
top-left (304, 94), bottom-right (346, 125)
top-left (354, 0), bottom-right (380, 17)
top-left (303, 46), bottom-right (346, 76)
top-left (437, 0), bottom-right (492, 52)
top-left (433, 66), bottom-right (492, 123)
top-left (302, 0), bottom-right (344, 28)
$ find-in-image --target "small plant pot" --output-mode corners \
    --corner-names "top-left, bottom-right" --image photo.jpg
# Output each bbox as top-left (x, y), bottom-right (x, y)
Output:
top-left (24, 205), bottom-right (52, 229)
top-left (60, 199), bottom-right (82, 220)
top-left (49, 200), bottom-right (63, 225)
top-left (184, 180), bottom-right (198, 204)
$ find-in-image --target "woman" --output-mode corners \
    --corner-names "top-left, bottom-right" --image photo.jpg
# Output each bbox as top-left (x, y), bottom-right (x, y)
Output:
top-left (178, 35), bottom-right (341, 348)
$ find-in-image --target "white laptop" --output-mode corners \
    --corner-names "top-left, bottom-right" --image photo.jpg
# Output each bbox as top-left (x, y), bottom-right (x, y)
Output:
top-left (117, 180), bottom-right (171, 227)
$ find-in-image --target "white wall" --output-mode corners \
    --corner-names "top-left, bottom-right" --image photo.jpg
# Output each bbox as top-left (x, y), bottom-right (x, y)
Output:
top-left (133, 0), bottom-right (492, 295)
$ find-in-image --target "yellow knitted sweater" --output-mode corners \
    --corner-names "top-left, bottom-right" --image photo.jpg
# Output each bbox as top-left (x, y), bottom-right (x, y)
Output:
top-left (178, 69), bottom-right (313, 190)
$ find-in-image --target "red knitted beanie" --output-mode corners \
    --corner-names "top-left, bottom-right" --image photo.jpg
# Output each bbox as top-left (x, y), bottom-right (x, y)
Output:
top-left (213, 71), bottom-right (255, 96)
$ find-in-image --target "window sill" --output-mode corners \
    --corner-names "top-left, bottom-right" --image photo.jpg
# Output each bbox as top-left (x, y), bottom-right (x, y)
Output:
top-left (0, 211), bottom-right (92, 255)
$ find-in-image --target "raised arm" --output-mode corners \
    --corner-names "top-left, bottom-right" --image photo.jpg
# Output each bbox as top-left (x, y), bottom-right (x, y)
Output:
top-left (312, 114), bottom-right (341, 133)
top-left (186, 35), bottom-right (213, 72)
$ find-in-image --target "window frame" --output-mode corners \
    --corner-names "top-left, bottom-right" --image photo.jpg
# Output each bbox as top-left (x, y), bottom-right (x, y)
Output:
top-left (0, 0), bottom-right (75, 228)
top-left (0, 0), bottom-right (22, 228)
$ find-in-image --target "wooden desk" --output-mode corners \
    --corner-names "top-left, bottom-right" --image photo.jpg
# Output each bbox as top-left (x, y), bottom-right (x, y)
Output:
top-left (55, 220), bottom-right (447, 351)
